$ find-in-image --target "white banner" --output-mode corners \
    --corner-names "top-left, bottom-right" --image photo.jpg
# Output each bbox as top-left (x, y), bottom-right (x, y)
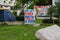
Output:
top-left (34, 6), bottom-right (49, 17)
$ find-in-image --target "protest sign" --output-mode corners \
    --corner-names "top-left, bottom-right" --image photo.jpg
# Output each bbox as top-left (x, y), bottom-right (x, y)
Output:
top-left (24, 9), bottom-right (35, 24)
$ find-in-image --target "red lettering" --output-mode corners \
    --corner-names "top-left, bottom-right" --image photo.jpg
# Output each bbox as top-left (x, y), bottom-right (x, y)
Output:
top-left (24, 12), bottom-right (33, 15)
top-left (25, 18), bottom-right (34, 20)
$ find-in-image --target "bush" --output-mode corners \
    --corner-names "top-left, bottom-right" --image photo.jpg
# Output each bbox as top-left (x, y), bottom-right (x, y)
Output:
top-left (42, 19), bottom-right (58, 24)
top-left (13, 11), bottom-right (17, 16)
top-left (16, 16), bottom-right (24, 21)
top-left (27, 3), bottom-right (34, 9)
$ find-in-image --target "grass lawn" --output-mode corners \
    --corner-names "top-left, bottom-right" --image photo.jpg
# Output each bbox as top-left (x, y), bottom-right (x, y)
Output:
top-left (0, 24), bottom-right (52, 40)
top-left (36, 19), bottom-right (43, 24)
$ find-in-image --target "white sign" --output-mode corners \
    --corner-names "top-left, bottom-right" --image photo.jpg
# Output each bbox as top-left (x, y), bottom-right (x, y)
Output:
top-left (24, 9), bottom-right (35, 24)
top-left (34, 6), bottom-right (49, 16)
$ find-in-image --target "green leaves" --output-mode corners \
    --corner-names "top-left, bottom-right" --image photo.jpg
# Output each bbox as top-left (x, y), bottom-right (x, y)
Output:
top-left (48, 0), bottom-right (60, 24)
top-left (48, 6), bottom-right (56, 14)
top-left (34, 0), bottom-right (52, 5)
top-left (13, 0), bottom-right (29, 10)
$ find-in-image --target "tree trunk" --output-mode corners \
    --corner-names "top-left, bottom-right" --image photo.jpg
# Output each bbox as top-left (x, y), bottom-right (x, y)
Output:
top-left (50, 13), bottom-right (52, 20)
top-left (50, 13), bottom-right (54, 24)
top-left (50, 13), bottom-right (53, 24)
top-left (58, 16), bottom-right (60, 24)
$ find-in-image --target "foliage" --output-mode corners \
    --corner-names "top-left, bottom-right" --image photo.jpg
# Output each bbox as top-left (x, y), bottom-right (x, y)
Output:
top-left (27, 3), bottom-right (34, 9)
top-left (48, 0), bottom-right (60, 24)
top-left (16, 9), bottom-right (24, 21)
top-left (48, 6), bottom-right (56, 20)
top-left (42, 19), bottom-right (58, 24)
top-left (16, 16), bottom-right (24, 21)
top-left (34, 0), bottom-right (40, 3)
top-left (34, 0), bottom-right (52, 6)
top-left (13, 0), bottom-right (29, 10)
top-left (13, 3), bottom-right (21, 10)
top-left (13, 10), bottom-right (17, 16)
top-left (55, 0), bottom-right (60, 24)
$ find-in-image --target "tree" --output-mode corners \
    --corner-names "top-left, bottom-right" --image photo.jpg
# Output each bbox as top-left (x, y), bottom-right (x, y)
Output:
top-left (55, 0), bottom-right (60, 24)
top-left (48, 6), bottom-right (55, 20)
top-left (34, 0), bottom-right (52, 6)
top-left (13, 0), bottom-right (30, 10)
top-left (48, 6), bottom-right (56, 24)
top-left (34, 0), bottom-right (45, 6)
top-left (12, 0), bottom-right (29, 16)
top-left (48, 0), bottom-right (60, 24)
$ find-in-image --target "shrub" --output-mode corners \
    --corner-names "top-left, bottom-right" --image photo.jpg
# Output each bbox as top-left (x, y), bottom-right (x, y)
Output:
top-left (42, 19), bottom-right (58, 24)
top-left (16, 16), bottom-right (24, 21)
top-left (27, 3), bottom-right (34, 9)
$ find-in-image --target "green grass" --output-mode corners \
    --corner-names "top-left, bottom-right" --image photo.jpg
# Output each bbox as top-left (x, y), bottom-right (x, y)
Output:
top-left (36, 19), bottom-right (43, 24)
top-left (0, 24), bottom-right (52, 40)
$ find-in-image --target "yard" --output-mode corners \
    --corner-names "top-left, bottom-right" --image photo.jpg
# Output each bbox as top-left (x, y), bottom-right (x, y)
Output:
top-left (0, 23), bottom-right (52, 40)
